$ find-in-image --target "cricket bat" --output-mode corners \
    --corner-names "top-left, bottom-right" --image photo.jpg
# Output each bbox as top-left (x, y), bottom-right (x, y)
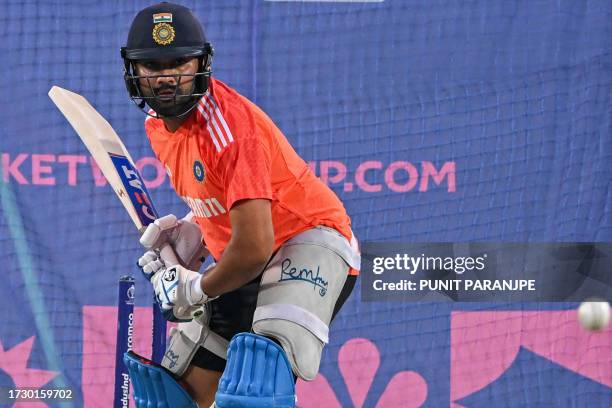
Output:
top-left (48, 85), bottom-right (176, 406)
top-left (47, 85), bottom-right (178, 264)
top-left (49, 88), bottom-right (234, 408)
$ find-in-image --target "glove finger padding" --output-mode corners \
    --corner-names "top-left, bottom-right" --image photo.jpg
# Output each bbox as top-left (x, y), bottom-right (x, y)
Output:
top-left (140, 214), bottom-right (179, 250)
top-left (140, 213), bottom-right (208, 271)
top-left (137, 250), bottom-right (165, 281)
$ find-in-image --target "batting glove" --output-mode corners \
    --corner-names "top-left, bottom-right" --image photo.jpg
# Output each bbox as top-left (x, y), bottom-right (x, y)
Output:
top-left (140, 213), bottom-right (210, 270)
top-left (151, 264), bottom-right (215, 322)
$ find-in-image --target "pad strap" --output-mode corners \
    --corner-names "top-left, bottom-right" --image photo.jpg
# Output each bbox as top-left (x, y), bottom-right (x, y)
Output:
top-left (284, 226), bottom-right (361, 271)
top-left (253, 303), bottom-right (329, 344)
top-left (162, 315), bottom-right (228, 376)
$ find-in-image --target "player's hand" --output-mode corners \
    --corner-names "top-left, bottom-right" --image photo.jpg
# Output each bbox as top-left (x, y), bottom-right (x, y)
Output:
top-left (137, 250), bottom-right (165, 281)
top-left (140, 213), bottom-right (209, 270)
top-left (151, 264), bottom-right (214, 322)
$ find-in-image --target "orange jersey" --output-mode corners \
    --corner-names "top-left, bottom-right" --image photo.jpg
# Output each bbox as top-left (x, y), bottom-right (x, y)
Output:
top-left (144, 78), bottom-right (354, 262)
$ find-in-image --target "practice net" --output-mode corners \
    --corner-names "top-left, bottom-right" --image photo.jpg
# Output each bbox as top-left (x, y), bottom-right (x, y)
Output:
top-left (1, 1), bottom-right (610, 406)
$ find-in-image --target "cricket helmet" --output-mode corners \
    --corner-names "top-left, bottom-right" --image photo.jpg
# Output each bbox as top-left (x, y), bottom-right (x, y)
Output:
top-left (121, 2), bottom-right (213, 118)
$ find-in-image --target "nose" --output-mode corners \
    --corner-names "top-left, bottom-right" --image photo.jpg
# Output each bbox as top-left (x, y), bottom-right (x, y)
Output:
top-left (154, 67), bottom-right (178, 88)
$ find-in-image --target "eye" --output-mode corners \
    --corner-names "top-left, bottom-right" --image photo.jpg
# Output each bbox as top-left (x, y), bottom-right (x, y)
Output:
top-left (174, 57), bottom-right (190, 66)
top-left (141, 61), bottom-right (157, 70)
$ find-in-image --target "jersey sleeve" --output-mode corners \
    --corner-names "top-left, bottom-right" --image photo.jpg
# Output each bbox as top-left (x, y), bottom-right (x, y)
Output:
top-left (216, 137), bottom-right (274, 210)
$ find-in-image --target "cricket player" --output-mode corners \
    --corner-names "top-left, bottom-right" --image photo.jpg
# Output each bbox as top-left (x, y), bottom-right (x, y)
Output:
top-left (121, 3), bottom-right (360, 407)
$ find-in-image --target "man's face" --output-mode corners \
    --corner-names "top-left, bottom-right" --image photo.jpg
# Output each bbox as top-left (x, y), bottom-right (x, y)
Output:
top-left (134, 57), bottom-right (200, 114)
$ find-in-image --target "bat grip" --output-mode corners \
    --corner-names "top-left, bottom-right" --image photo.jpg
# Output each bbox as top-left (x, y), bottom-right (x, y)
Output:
top-left (159, 242), bottom-right (180, 267)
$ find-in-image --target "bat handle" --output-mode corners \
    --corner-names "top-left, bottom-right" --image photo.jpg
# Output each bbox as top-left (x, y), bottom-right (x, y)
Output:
top-left (159, 242), bottom-right (180, 267)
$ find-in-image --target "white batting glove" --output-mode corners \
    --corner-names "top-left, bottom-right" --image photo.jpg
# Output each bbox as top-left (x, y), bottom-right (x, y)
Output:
top-left (140, 213), bottom-right (209, 271)
top-left (137, 250), bottom-right (165, 281)
top-left (151, 264), bottom-right (215, 322)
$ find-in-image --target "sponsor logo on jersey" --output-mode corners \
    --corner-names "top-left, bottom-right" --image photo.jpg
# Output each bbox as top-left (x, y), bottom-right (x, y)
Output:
top-left (193, 160), bottom-right (205, 182)
top-left (182, 196), bottom-right (227, 219)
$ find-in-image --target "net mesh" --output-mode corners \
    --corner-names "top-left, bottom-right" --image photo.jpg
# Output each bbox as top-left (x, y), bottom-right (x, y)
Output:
top-left (0, 1), bottom-right (610, 406)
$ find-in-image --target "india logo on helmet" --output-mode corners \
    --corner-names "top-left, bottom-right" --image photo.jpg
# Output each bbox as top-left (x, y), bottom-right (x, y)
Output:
top-left (152, 22), bottom-right (175, 46)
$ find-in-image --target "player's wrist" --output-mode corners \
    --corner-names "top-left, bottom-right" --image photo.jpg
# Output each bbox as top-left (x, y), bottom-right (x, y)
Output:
top-left (188, 274), bottom-right (205, 304)
top-left (188, 273), bottom-right (217, 305)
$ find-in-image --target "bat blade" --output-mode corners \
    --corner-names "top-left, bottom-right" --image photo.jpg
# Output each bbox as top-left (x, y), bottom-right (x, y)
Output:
top-left (48, 85), bottom-right (158, 231)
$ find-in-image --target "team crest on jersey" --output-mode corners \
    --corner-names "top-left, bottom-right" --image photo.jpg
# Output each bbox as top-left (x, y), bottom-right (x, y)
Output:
top-left (152, 23), bottom-right (175, 45)
top-left (193, 160), bottom-right (205, 182)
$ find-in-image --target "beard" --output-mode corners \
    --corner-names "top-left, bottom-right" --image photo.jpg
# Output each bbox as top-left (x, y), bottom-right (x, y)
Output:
top-left (147, 94), bottom-right (199, 118)
top-left (143, 82), bottom-right (199, 118)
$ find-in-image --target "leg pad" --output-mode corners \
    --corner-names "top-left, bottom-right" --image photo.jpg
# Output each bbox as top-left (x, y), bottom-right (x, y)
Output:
top-left (124, 351), bottom-right (197, 408)
top-left (215, 333), bottom-right (296, 408)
